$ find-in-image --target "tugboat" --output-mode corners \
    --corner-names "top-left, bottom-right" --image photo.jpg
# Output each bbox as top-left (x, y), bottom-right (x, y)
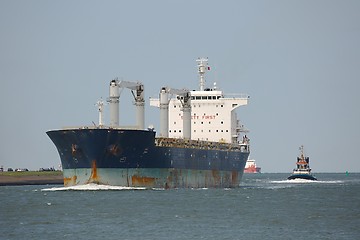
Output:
top-left (287, 145), bottom-right (317, 180)
top-left (244, 158), bottom-right (261, 173)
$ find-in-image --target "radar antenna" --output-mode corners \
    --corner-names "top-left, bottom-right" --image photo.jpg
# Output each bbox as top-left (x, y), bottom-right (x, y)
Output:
top-left (196, 57), bottom-right (210, 91)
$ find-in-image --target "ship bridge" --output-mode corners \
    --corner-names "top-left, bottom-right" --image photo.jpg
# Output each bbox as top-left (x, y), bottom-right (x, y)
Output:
top-left (150, 58), bottom-right (249, 144)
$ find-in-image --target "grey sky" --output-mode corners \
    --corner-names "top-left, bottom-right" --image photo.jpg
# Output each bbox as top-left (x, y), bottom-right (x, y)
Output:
top-left (0, 0), bottom-right (359, 172)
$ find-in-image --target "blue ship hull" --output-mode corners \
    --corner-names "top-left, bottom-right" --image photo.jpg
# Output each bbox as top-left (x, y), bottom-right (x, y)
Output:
top-left (287, 174), bottom-right (317, 181)
top-left (47, 129), bottom-right (250, 188)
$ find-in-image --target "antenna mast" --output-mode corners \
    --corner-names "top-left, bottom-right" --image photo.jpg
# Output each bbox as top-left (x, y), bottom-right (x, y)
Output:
top-left (95, 98), bottom-right (105, 127)
top-left (196, 57), bottom-right (209, 91)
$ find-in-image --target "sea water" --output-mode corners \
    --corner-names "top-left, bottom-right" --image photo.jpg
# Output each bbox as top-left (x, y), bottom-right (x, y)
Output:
top-left (1, 173), bottom-right (359, 240)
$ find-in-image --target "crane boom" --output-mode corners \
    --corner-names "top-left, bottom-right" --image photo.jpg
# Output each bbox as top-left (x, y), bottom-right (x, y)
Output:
top-left (108, 79), bottom-right (145, 129)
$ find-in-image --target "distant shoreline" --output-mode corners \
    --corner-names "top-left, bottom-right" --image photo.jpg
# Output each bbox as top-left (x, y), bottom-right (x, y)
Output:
top-left (0, 171), bottom-right (63, 186)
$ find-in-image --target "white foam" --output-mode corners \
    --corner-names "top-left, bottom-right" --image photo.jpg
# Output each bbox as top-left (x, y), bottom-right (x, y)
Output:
top-left (41, 183), bottom-right (146, 191)
top-left (271, 179), bottom-right (344, 184)
top-left (272, 179), bottom-right (316, 184)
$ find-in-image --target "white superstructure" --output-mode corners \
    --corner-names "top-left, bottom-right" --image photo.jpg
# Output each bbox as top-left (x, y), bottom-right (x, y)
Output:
top-left (150, 57), bottom-right (249, 144)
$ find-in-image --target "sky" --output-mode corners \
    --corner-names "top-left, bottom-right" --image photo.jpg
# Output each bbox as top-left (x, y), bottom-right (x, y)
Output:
top-left (0, 0), bottom-right (359, 173)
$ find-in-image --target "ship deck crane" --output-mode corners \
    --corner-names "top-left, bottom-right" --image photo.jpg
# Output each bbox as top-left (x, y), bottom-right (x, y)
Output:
top-left (159, 87), bottom-right (191, 139)
top-left (108, 79), bottom-right (145, 130)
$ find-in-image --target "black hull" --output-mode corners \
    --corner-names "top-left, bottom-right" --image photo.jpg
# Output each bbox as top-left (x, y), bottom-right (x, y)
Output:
top-left (47, 129), bottom-right (250, 188)
top-left (287, 174), bottom-right (317, 181)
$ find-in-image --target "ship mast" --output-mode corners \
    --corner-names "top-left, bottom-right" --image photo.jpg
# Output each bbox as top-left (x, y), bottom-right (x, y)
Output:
top-left (95, 98), bottom-right (105, 127)
top-left (196, 57), bottom-right (209, 91)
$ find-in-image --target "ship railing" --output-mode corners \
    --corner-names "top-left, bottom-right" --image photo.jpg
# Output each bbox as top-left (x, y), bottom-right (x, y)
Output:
top-left (223, 93), bottom-right (250, 99)
top-left (155, 137), bottom-right (250, 152)
top-left (61, 125), bottom-right (140, 130)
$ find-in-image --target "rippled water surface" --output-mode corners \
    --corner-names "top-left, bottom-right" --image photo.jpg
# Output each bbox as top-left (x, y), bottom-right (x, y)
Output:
top-left (1, 173), bottom-right (359, 239)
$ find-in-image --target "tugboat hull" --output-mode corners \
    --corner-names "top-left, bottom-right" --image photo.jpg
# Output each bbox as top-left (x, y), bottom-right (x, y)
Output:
top-left (287, 174), bottom-right (317, 181)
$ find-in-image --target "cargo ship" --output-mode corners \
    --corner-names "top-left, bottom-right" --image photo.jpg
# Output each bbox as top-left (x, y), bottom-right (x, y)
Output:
top-left (47, 58), bottom-right (251, 188)
top-left (244, 158), bottom-right (261, 173)
top-left (288, 145), bottom-right (317, 181)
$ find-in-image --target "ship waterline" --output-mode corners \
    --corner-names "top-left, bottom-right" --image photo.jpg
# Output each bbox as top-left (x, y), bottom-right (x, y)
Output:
top-left (62, 168), bottom-right (247, 188)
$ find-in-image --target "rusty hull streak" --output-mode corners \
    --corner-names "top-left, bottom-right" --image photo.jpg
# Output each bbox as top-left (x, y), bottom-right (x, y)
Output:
top-left (64, 175), bottom-right (77, 186)
top-left (88, 160), bottom-right (100, 184)
top-left (212, 170), bottom-right (221, 186)
top-left (109, 144), bottom-right (121, 156)
top-left (71, 144), bottom-right (77, 156)
top-left (131, 175), bottom-right (156, 186)
top-left (231, 171), bottom-right (239, 186)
